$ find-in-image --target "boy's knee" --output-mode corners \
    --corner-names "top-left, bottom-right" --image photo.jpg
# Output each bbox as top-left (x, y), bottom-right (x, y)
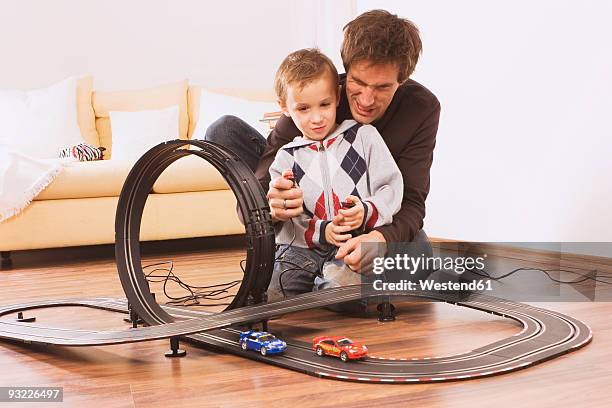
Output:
top-left (266, 285), bottom-right (285, 303)
top-left (266, 279), bottom-right (308, 303)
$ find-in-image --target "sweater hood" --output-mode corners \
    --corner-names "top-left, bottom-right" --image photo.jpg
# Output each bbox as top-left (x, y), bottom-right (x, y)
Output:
top-left (282, 120), bottom-right (358, 149)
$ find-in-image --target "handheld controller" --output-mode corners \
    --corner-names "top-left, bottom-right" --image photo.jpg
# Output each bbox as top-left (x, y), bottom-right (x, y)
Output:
top-left (283, 171), bottom-right (296, 187)
top-left (341, 199), bottom-right (361, 237)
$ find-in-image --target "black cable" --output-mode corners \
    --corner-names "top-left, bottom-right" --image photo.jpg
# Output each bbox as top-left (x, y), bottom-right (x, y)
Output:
top-left (274, 217), bottom-right (297, 262)
top-left (142, 261), bottom-right (244, 307)
top-left (463, 265), bottom-right (612, 285)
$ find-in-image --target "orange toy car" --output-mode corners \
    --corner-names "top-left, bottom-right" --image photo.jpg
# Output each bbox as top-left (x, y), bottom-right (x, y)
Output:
top-left (312, 336), bottom-right (368, 362)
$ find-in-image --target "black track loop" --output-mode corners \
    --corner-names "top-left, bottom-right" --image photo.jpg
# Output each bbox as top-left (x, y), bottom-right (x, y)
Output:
top-left (115, 139), bottom-right (275, 326)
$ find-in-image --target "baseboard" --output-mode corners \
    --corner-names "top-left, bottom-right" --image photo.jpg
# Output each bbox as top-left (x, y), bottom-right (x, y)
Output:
top-left (429, 237), bottom-right (612, 274)
top-left (2, 234), bottom-right (248, 270)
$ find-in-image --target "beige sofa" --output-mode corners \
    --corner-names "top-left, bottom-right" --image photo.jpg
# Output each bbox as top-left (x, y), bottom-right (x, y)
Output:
top-left (0, 78), bottom-right (248, 259)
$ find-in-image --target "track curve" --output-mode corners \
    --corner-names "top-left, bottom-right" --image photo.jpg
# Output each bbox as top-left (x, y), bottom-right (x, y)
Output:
top-left (115, 139), bottom-right (275, 320)
top-left (0, 287), bottom-right (592, 383)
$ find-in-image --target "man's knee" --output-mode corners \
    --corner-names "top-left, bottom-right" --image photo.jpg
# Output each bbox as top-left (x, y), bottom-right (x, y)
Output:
top-left (387, 230), bottom-right (432, 255)
top-left (413, 229), bottom-right (433, 258)
top-left (386, 229), bottom-right (433, 281)
top-left (204, 115), bottom-right (245, 143)
top-left (212, 114), bottom-right (245, 129)
top-left (203, 115), bottom-right (266, 171)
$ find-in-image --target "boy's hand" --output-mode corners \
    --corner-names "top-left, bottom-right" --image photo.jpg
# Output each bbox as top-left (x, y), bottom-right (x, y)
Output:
top-left (325, 220), bottom-right (353, 247)
top-left (268, 170), bottom-right (303, 222)
top-left (338, 195), bottom-right (364, 229)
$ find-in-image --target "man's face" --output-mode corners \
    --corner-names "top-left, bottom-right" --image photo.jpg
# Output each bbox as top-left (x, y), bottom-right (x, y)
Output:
top-left (280, 73), bottom-right (340, 141)
top-left (346, 61), bottom-right (401, 124)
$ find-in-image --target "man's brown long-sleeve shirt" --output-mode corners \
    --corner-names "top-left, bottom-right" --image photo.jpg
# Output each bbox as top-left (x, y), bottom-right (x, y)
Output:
top-left (255, 74), bottom-right (441, 243)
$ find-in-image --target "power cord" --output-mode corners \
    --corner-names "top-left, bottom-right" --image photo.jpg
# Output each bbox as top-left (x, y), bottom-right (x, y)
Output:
top-left (463, 265), bottom-right (612, 285)
top-left (143, 261), bottom-right (243, 307)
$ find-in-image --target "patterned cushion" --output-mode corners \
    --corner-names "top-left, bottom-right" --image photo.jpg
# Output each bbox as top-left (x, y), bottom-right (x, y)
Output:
top-left (59, 143), bottom-right (105, 161)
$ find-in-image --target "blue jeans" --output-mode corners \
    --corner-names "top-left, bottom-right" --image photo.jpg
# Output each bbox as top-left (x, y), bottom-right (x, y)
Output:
top-left (267, 245), bottom-right (337, 302)
top-left (203, 115), bottom-right (267, 173)
top-left (268, 245), bottom-right (370, 314)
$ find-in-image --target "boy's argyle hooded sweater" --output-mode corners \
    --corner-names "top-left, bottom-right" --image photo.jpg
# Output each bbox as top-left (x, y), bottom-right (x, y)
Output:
top-left (269, 120), bottom-right (403, 249)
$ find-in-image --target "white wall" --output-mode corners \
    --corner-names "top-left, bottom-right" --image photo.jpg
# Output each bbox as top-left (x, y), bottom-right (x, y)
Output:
top-left (2, 0), bottom-right (610, 253)
top-left (0, 0), bottom-right (353, 94)
top-left (359, 1), bottom-right (612, 250)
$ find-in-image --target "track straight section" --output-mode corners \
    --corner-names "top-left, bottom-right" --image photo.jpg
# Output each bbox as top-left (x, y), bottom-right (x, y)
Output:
top-left (0, 288), bottom-right (592, 383)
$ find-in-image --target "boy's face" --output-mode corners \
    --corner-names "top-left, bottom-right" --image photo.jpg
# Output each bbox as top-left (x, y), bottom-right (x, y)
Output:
top-left (280, 72), bottom-right (340, 141)
top-left (346, 60), bottom-right (400, 124)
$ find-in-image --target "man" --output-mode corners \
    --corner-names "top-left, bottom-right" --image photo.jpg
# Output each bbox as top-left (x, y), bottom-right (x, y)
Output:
top-left (206, 9), bottom-right (440, 276)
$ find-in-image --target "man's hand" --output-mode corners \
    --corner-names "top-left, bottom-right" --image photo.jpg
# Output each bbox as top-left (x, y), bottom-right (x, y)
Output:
top-left (325, 220), bottom-right (353, 247)
top-left (267, 170), bottom-right (303, 222)
top-left (335, 230), bottom-right (387, 273)
top-left (338, 195), bottom-right (364, 229)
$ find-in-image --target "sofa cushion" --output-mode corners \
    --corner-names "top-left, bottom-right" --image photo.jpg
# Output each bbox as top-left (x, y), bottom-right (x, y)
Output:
top-left (35, 154), bottom-right (229, 200)
top-left (151, 154), bottom-right (229, 194)
top-left (93, 80), bottom-right (189, 158)
top-left (35, 160), bottom-right (132, 200)
top-left (2, 191), bottom-right (244, 251)
top-left (109, 105), bottom-right (180, 161)
top-left (187, 85), bottom-right (276, 139)
top-left (0, 77), bottom-right (85, 159)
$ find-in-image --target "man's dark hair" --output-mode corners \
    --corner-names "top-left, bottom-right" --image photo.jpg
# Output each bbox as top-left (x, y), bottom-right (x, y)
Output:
top-left (341, 9), bottom-right (422, 83)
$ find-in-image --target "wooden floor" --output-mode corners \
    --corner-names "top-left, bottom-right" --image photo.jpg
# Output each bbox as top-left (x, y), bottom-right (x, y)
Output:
top-left (1, 240), bottom-right (611, 408)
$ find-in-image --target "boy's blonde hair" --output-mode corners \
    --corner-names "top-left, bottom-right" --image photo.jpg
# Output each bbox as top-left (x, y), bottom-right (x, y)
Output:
top-left (274, 48), bottom-right (339, 103)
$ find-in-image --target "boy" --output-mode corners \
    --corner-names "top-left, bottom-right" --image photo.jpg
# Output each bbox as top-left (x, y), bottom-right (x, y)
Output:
top-left (267, 48), bottom-right (403, 301)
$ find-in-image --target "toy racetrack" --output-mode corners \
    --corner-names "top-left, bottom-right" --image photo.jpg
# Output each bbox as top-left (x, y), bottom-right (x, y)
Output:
top-left (0, 287), bottom-right (592, 383)
top-left (0, 140), bottom-right (593, 383)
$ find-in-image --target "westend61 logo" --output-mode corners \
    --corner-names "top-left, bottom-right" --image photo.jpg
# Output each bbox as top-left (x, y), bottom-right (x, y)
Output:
top-left (368, 253), bottom-right (492, 293)
top-left (372, 253), bottom-right (486, 275)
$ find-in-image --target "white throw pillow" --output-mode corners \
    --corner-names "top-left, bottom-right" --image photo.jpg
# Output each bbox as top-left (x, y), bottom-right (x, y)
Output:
top-left (109, 105), bottom-right (180, 161)
top-left (0, 77), bottom-right (84, 158)
top-left (192, 89), bottom-right (277, 139)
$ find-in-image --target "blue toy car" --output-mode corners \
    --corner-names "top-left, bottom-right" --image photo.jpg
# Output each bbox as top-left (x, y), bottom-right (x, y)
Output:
top-left (239, 330), bottom-right (287, 356)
